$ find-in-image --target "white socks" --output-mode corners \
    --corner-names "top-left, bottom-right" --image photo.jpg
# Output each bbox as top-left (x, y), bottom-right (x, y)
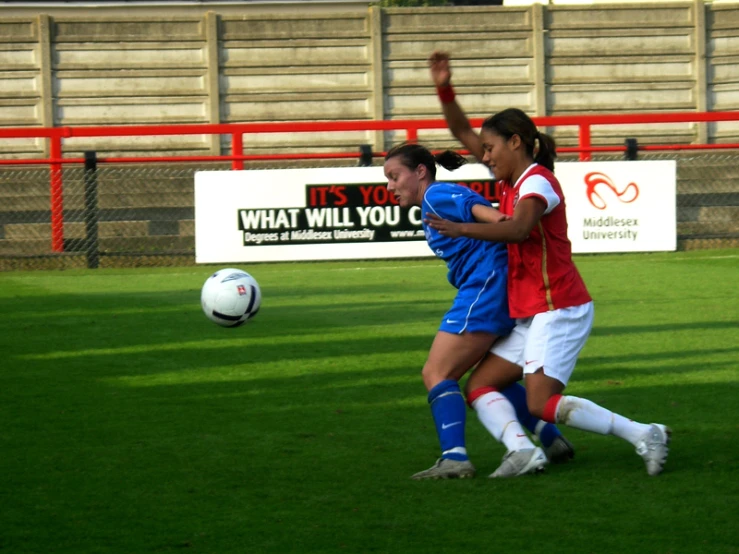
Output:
top-left (611, 412), bottom-right (652, 446)
top-left (471, 391), bottom-right (653, 451)
top-left (471, 390), bottom-right (536, 452)
top-left (554, 395), bottom-right (652, 446)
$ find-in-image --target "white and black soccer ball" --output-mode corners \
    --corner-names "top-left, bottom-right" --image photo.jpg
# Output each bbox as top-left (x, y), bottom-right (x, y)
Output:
top-left (201, 268), bottom-right (262, 327)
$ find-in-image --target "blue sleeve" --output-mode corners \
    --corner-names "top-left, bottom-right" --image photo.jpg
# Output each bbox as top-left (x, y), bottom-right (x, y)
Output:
top-left (424, 183), bottom-right (491, 223)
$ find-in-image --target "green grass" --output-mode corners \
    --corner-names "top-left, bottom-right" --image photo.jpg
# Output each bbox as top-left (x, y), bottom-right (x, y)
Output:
top-left (0, 250), bottom-right (737, 554)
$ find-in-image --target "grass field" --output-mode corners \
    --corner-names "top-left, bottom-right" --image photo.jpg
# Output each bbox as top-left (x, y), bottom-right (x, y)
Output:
top-left (1, 249), bottom-right (737, 554)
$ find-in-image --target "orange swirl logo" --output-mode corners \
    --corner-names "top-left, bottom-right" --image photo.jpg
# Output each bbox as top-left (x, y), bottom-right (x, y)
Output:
top-left (585, 172), bottom-right (639, 210)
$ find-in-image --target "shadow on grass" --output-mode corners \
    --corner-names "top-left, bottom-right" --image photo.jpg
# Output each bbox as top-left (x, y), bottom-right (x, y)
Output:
top-left (0, 289), bottom-right (448, 355)
top-left (571, 347), bottom-right (739, 383)
top-left (591, 320), bottom-right (739, 336)
top-left (2, 339), bottom-right (736, 554)
top-left (2, 257), bottom-right (737, 553)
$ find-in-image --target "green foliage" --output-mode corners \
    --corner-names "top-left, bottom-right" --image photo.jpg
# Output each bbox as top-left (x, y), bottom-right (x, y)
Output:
top-left (1, 250), bottom-right (738, 553)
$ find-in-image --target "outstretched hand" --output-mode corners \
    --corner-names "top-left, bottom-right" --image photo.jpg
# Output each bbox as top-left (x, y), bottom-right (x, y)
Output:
top-left (428, 51), bottom-right (452, 88)
top-left (425, 213), bottom-right (464, 238)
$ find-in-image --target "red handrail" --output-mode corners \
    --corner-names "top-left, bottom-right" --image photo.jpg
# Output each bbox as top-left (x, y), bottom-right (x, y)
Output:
top-left (2, 110), bottom-right (739, 253)
top-left (49, 136), bottom-right (64, 252)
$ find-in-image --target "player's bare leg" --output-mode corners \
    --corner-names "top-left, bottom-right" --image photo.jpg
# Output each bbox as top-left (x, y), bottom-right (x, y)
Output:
top-left (528, 370), bottom-right (671, 476)
top-left (411, 331), bottom-right (495, 480)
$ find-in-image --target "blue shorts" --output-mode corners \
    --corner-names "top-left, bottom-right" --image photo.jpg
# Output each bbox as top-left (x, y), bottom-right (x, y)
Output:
top-left (439, 264), bottom-right (514, 337)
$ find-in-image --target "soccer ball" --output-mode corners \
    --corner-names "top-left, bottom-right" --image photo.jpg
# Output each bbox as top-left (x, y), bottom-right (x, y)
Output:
top-left (201, 268), bottom-right (262, 327)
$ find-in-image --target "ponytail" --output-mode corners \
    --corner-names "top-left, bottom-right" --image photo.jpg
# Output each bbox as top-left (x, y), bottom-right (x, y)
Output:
top-left (434, 150), bottom-right (468, 172)
top-left (534, 132), bottom-right (557, 172)
top-left (386, 144), bottom-right (468, 181)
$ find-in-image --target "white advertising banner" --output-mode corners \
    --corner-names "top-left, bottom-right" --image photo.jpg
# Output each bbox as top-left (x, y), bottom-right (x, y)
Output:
top-left (194, 161), bottom-right (676, 263)
top-left (556, 160), bottom-right (677, 253)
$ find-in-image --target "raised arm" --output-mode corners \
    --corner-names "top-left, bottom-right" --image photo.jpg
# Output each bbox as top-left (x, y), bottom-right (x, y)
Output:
top-left (428, 51), bottom-right (485, 163)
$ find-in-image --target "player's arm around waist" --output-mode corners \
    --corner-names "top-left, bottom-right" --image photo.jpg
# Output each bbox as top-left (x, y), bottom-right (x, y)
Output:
top-left (471, 204), bottom-right (508, 224)
top-left (429, 197), bottom-right (545, 243)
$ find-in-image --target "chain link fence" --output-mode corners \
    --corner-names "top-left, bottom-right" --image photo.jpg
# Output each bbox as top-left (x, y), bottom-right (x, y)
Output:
top-left (1, 153), bottom-right (737, 271)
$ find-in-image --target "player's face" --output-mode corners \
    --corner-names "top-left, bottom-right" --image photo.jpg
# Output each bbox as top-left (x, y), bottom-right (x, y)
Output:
top-left (384, 156), bottom-right (422, 208)
top-left (481, 129), bottom-right (515, 182)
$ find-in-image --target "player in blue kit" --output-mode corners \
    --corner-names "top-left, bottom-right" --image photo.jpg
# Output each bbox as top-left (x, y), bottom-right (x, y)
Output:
top-left (384, 143), bottom-right (573, 479)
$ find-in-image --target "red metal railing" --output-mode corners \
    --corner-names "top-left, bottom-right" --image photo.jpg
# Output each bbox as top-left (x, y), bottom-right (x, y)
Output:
top-left (2, 110), bottom-right (739, 252)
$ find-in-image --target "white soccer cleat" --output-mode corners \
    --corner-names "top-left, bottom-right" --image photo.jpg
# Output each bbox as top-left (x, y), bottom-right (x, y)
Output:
top-left (489, 447), bottom-right (548, 478)
top-left (635, 423), bottom-right (671, 476)
top-left (411, 458), bottom-right (475, 480)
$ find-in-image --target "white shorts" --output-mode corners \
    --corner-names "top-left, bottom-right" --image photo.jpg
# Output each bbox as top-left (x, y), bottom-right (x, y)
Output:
top-left (490, 302), bottom-right (594, 386)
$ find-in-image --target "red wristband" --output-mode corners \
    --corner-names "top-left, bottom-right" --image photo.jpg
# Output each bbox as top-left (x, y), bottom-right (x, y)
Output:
top-left (436, 84), bottom-right (455, 104)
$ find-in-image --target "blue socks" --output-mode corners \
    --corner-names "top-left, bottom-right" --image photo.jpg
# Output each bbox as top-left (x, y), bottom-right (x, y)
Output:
top-left (428, 380), bottom-right (469, 461)
top-left (428, 380), bottom-right (562, 460)
top-left (500, 382), bottom-right (562, 448)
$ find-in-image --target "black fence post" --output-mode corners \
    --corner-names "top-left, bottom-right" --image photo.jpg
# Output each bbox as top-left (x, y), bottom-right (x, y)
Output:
top-left (358, 144), bottom-right (373, 167)
top-left (83, 151), bottom-right (99, 269)
top-left (625, 138), bottom-right (639, 161)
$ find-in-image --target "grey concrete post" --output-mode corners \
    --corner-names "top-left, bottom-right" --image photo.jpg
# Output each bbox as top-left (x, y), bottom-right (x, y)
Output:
top-left (369, 5), bottom-right (385, 153)
top-left (532, 3), bottom-right (547, 118)
top-left (205, 11), bottom-right (222, 154)
top-left (694, 0), bottom-right (708, 143)
top-left (38, 14), bottom-right (54, 156)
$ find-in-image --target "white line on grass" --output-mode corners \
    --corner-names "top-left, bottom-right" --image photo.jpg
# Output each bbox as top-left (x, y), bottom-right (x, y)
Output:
top-left (260, 264), bottom-right (443, 273)
top-left (670, 254), bottom-right (739, 260)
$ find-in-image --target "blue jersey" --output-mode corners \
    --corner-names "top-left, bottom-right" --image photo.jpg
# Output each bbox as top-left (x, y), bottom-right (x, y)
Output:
top-left (423, 182), bottom-right (508, 289)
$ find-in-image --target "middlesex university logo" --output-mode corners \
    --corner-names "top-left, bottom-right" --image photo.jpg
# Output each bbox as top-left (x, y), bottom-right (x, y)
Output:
top-left (584, 172), bottom-right (639, 210)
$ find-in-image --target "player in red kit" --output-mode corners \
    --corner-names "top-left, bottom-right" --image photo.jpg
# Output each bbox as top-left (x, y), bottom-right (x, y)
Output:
top-left (426, 51), bottom-right (671, 477)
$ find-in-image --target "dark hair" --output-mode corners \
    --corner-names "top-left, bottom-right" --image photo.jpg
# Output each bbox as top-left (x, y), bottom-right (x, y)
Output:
top-left (385, 143), bottom-right (468, 181)
top-left (481, 108), bottom-right (556, 171)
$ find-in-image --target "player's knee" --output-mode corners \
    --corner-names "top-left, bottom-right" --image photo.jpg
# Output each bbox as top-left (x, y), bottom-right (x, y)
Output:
top-left (421, 363), bottom-right (448, 390)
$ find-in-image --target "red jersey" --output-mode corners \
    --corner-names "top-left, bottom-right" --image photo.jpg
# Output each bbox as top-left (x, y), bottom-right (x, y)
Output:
top-left (499, 164), bottom-right (592, 318)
